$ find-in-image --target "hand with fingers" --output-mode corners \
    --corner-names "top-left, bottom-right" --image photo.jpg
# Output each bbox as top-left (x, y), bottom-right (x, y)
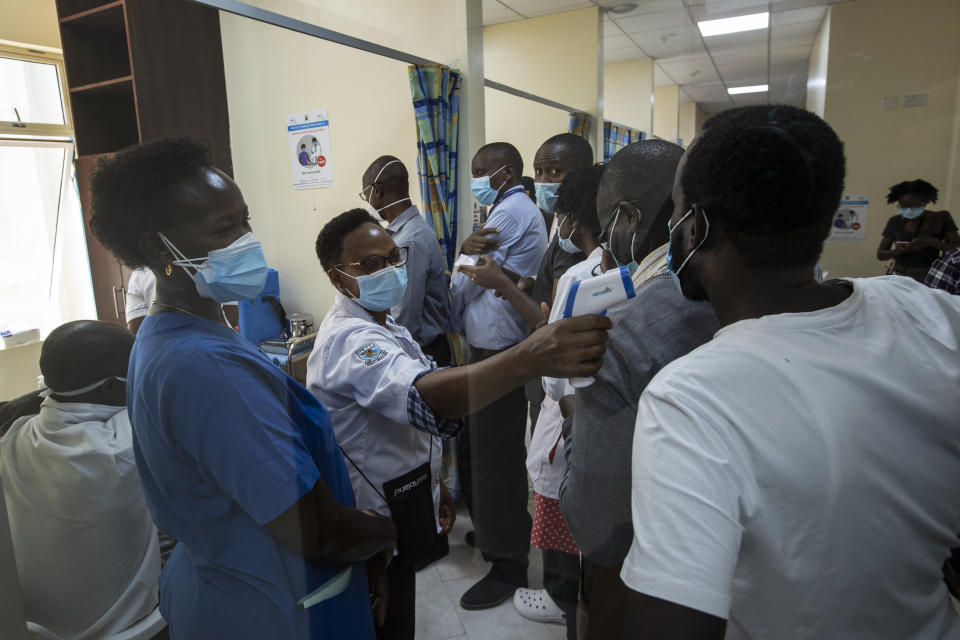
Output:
top-left (460, 227), bottom-right (501, 256)
top-left (458, 254), bottom-right (511, 292)
top-left (518, 313), bottom-right (612, 379)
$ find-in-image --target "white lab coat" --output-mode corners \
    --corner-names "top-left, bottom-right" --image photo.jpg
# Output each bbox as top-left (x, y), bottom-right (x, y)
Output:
top-left (306, 294), bottom-right (442, 525)
top-left (527, 247), bottom-right (604, 499)
top-left (0, 400), bottom-right (160, 639)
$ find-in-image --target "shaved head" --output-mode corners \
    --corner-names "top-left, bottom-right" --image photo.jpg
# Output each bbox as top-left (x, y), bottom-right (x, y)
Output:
top-left (39, 320), bottom-right (134, 393)
top-left (598, 139), bottom-right (685, 247)
top-left (475, 142), bottom-right (523, 176)
top-left (362, 155), bottom-right (408, 191)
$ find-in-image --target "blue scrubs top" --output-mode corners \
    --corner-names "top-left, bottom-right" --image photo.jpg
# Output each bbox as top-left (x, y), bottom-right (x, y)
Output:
top-left (128, 312), bottom-right (374, 639)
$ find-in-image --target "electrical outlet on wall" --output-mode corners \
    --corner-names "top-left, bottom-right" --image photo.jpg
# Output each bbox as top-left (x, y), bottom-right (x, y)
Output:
top-left (903, 94), bottom-right (928, 108)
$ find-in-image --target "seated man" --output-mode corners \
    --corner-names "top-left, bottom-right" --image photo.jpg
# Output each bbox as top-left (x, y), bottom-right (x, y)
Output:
top-left (308, 209), bottom-right (610, 640)
top-left (0, 320), bottom-right (161, 638)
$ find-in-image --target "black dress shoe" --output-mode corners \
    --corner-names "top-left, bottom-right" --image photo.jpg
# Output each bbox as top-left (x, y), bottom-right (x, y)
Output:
top-left (459, 572), bottom-right (523, 610)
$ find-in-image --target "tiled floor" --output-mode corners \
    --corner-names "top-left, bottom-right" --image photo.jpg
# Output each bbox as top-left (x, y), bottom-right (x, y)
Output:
top-left (414, 504), bottom-right (568, 640)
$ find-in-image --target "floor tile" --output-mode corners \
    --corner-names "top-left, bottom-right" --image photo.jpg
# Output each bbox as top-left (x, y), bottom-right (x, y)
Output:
top-left (415, 564), bottom-right (465, 640)
top-left (443, 576), bottom-right (556, 640)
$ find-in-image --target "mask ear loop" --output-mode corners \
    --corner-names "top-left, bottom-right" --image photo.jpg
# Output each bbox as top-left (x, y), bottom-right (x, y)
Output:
top-left (674, 206), bottom-right (710, 276)
top-left (157, 232), bottom-right (205, 276)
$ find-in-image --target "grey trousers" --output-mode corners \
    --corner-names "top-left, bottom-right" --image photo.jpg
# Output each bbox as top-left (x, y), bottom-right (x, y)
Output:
top-left (460, 345), bottom-right (532, 584)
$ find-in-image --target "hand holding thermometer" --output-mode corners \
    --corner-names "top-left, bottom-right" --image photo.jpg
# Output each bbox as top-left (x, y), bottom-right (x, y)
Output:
top-left (554, 265), bottom-right (636, 387)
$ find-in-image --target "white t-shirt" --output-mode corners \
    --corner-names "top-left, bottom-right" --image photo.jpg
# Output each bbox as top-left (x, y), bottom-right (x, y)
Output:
top-left (622, 276), bottom-right (960, 639)
top-left (125, 267), bottom-right (156, 322)
top-left (1, 400), bottom-right (160, 638)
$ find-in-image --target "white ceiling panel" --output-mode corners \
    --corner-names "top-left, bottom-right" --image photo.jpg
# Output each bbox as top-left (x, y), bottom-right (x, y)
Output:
top-left (615, 9), bottom-right (692, 34)
top-left (605, 34), bottom-right (637, 50)
top-left (482, 0), bottom-right (523, 25)
top-left (626, 22), bottom-right (701, 45)
top-left (770, 34), bottom-right (816, 49)
top-left (772, 5), bottom-right (825, 25)
top-left (600, 0), bottom-right (686, 17)
top-left (710, 46), bottom-right (766, 65)
top-left (604, 18), bottom-right (622, 37)
top-left (500, 0), bottom-right (594, 17)
top-left (654, 63), bottom-right (678, 87)
top-left (770, 45), bottom-right (811, 61)
top-left (771, 21), bottom-right (822, 38)
top-left (657, 55), bottom-right (720, 83)
top-left (702, 28), bottom-right (768, 51)
top-left (605, 47), bottom-right (646, 62)
top-left (637, 37), bottom-right (704, 58)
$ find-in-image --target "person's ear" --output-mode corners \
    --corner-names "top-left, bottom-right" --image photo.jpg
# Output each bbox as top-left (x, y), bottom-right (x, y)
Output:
top-left (689, 203), bottom-right (710, 250)
top-left (139, 232), bottom-right (169, 272)
top-left (97, 377), bottom-right (126, 407)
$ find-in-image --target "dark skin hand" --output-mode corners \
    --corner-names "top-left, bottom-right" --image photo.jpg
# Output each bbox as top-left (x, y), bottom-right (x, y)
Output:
top-left (459, 256), bottom-right (544, 329)
top-left (139, 167), bottom-right (396, 564)
top-left (329, 224), bottom-right (612, 420)
top-left (622, 591), bottom-right (726, 640)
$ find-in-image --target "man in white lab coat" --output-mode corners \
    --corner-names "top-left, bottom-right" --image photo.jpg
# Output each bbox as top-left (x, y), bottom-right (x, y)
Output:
top-left (0, 320), bottom-right (161, 639)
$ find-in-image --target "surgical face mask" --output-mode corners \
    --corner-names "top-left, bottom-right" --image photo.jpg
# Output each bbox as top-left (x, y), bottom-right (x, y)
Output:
top-left (601, 208), bottom-right (639, 275)
top-left (159, 231), bottom-right (269, 303)
top-left (557, 216), bottom-right (580, 255)
top-left (41, 376), bottom-right (126, 398)
top-left (338, 264), bottom-right (408, 312)
top-left (363, 159), bottom-right (411, 214)
top-left (534, 181), bottom-right (561, 213)
top-left (471, 165), bottom-right (508, 206)
top-left (899, 206), bottom-right (924, 219)
top-left (667, 207), bottom-right (710, 290)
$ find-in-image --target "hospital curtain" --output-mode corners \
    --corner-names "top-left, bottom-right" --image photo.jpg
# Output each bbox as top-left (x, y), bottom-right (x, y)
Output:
top-left (568, 111), bottom-right (591, 140)
top-left (408, 64), bottom-right (461, 273)
top-left (603, 121), bottom-right (645, 162)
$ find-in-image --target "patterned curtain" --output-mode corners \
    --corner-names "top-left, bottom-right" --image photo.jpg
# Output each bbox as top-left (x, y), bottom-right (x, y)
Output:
top-left (568, 111), bottom-right (591, 140)
top-left (603, 121), bottom-right (645, 162)
top-left (408, 64), bottom-right (461, 273)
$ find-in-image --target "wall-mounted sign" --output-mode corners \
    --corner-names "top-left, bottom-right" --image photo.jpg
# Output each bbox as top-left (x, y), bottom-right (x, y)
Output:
top-left (829, 194), bottom-right (868, 242)
top-left (288, 110), bottom-right (333, 190)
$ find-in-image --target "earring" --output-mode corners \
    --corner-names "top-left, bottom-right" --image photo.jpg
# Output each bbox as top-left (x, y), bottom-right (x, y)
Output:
top-left (165, 263), bottom-right (173, 277)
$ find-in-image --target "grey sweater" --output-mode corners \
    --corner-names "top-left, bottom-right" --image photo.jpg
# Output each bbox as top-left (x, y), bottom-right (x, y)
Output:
top-left (560, 272), bottom-right (719, 567)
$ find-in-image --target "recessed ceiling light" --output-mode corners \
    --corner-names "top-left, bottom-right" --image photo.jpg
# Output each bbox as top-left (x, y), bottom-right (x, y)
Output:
top-left (698, 12), bottom-right (769, 37)
top-left (608, 3), bottom-right (637, 14)
top-left (728, 84), bottom-right (768, 95)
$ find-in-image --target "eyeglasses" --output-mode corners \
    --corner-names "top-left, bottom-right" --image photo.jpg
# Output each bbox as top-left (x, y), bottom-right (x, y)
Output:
top-left (358, 184), bottom-right (374, 202)
top-left (337, 246), bottom-right (408, 274)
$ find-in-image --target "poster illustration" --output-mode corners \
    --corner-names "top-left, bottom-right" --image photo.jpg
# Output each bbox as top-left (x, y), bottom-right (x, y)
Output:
top-left (288, 110), bottom-right (333, 189)
top-left (829, 194), bottom-right (868, 242)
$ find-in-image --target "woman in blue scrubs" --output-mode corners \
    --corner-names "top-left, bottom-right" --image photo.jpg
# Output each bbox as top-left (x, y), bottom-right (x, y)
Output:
top-left (88, 137), bottom-right (395, 639)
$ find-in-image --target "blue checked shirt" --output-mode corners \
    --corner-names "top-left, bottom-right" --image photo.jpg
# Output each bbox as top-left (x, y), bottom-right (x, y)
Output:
top-left (924, 247), bottom-right (960, 295)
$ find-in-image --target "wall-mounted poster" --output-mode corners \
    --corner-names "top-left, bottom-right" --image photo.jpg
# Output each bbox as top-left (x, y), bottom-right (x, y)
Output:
top-left (829, 194), bottom-right (868, 242)
top-left (288, 110), bottom-right (333, 189)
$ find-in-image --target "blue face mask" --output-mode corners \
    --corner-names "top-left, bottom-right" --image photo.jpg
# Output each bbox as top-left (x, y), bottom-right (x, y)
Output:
top-left (339, 265), bottom-right (408, 312)
top-left (535, 181), bottom-right (561, 213)
top-left (471, 165), bottom-right (508, 206)
top-left (557, 216), bottom-right (581, 255)
top-left (160, 232), bottom-right (269, 303)
top-left (899, 207), bottom-right (924, 219)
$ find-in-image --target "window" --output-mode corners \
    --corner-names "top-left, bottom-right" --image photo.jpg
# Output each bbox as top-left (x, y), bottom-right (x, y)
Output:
top-left (0, 46), bottom-right (94, 346)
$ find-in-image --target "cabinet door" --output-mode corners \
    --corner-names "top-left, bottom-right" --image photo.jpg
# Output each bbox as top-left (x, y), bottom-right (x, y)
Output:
top-left (75, 154), bottom-right (127, 325)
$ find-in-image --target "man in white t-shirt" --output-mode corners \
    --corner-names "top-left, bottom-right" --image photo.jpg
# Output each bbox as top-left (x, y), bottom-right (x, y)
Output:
top-left (620, 105), bottom-right (960, 639)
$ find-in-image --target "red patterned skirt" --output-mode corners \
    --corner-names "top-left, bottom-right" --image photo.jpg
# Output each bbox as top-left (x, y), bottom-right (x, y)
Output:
top-left (530, 492), bottom-right (579, 555)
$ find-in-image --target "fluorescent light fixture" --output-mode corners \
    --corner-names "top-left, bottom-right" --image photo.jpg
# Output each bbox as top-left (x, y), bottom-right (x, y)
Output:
top-left (698, 12), bottom-right (768, 37)
top-left (728, 84), bottom-right (768, 95)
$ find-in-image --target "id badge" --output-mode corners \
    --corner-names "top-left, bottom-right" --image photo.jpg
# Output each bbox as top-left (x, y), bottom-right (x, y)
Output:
top-left (382, 461), bottom-right (438, 568)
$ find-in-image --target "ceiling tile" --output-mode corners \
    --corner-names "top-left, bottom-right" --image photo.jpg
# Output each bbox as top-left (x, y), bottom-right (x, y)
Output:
top-left (772, 21), bottom-right (821, 38)
top-left (687, 0), bottom-right (770, 21)
top-left (604, 19), bottom-right (622, 37)
top-left (598, 0), bottom-right (686, 16)
top-left (605, 34), bottom-right (636, 50)
top-left (501, 0), bottom-right (595, 17)
top-left (604, 47), bottom-right (645, 63)
top-left (771, 34), bottom-right (815, 49)
top-left (772, 5), bottom-right (825, 25)
top-left (654, 64), bottom-right (677, 87)
top-left (615, 9), bottom-right (691, 33)
top-left (627, 22), bottom-right (701, 44)
top-left (770, 45), bottom-right (811, 60)
top-left (657, 55), bottom-right (720, 83)
top-left (482, 0), bottom-right (523, 25)
top-left (702, 28), bottom-right (768, 50)
top-left (637, 37), bottom-right (703, 58)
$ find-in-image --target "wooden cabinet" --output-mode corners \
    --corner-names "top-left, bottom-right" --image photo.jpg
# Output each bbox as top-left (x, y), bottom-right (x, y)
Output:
top-left (55, 0), bottom-right (233, 324)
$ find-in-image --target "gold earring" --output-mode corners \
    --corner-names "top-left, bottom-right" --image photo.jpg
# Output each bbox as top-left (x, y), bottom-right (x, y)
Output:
top-left (165, 263), bottom-right (173, 277)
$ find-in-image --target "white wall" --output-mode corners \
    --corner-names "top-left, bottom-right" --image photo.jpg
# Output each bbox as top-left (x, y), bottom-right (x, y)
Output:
top-left (0, 0), bottom-right (60, 49)
top-left (220, 13), bottom-right (428, 321)
top-left (484, 87), bottom-right (570, 180)
top-left (604, 59), bottom-right (653, 134)
top-left (653, 85), bottom-right (680, 142)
